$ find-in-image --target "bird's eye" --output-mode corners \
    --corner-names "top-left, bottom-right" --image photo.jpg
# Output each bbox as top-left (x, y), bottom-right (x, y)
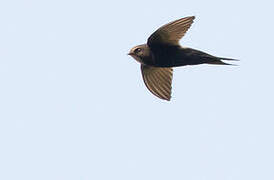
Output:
top-left (134, 48), bottom-right (141, 53)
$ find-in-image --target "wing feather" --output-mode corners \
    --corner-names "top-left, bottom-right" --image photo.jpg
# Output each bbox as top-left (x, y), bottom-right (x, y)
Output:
top-left (141, 65), bottom-right (173, 101)
top-left (147, 16), bottom-right (195, 47)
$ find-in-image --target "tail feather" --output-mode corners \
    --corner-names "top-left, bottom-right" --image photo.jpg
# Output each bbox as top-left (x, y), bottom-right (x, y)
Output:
top-left (218, 57), bottom-right (239, 61)
top-left (207, 60), bottom-right (238, 66)
top-left (175, 48), bottom-right (239, 66)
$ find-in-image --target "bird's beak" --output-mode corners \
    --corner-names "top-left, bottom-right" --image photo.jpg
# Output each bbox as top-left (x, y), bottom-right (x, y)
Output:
top-left (128, 52), bottom-right (134, 56)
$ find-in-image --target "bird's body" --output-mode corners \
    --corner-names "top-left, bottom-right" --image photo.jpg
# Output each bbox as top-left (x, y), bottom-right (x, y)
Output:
top-left (128, 16), bottom-right (237, 101)
top-left (133, 44), bottom-right (232, 67)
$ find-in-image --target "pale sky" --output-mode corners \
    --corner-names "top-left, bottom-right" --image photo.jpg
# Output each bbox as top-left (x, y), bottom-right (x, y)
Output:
top-left (0, 0), bottom-right (274, 180)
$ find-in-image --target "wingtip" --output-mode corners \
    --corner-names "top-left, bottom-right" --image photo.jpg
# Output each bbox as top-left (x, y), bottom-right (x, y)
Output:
top-left (163, 95), bottom-right (172, 101)
top-left (179, 16), bottom-right (195, 21)
top-left (188, 16), bottom-right (195, 20)
top-left (186, 16), bottom-right (195, 20)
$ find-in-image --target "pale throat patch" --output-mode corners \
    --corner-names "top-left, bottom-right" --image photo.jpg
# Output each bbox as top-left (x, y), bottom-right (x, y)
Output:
top-left (131, 54), bottom-right (144, 64)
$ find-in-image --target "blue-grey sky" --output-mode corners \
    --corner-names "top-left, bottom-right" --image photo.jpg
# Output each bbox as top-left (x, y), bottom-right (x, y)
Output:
top-left (0, 0), bottom-right (273, 180)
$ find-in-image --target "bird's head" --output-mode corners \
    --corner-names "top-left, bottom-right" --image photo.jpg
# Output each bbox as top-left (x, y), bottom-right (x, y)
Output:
top-left (128, 44), bottom-right (151, 64)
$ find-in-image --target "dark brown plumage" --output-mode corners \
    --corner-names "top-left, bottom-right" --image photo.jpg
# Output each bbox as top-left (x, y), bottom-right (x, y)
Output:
top-left (128, 16), bottom-right (237, 101)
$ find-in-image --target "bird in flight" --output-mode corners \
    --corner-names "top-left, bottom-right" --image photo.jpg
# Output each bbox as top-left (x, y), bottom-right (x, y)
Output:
top-left (128, 16), bottom-right (237, 101)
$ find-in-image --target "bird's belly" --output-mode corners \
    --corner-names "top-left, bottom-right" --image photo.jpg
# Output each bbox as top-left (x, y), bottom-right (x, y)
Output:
top-left (154, 52), bottom-right (189, 67)
top-left (151, 45), bottom-right (189, 67)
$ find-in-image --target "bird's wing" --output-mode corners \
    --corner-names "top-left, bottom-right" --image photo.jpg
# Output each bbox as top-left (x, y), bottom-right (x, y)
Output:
top-left (147, 16), bottom-right (195, 47)
top-left (141, 64), bottom-right (173, 101)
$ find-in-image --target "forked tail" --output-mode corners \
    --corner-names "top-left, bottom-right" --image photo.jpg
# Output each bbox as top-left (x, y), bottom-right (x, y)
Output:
top-left (207, 57), bottom-right (239, 66)
top-left (178, 48), bottom-right (239, 66)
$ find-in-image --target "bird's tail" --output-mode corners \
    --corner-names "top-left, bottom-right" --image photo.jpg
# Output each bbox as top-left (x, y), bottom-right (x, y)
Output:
top-left (174, 48), bottom-right (239, 67)
top-left (207, 57), bottom-right (239, 66)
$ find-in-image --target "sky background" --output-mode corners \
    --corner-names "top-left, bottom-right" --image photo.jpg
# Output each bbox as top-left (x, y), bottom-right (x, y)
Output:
top-left (0, 0), bottom-right (274, 180)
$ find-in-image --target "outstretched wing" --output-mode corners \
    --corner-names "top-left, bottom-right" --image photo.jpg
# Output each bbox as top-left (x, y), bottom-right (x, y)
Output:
top-left (147, 16), bottom-right (195, 47)
top-left (141, 64), bottom-right (173, 101)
